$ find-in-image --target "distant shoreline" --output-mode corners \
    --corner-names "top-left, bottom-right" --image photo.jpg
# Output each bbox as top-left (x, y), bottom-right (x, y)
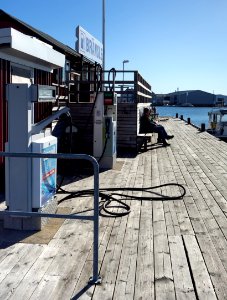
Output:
top-left (154, 104), bottom-right (221, 108)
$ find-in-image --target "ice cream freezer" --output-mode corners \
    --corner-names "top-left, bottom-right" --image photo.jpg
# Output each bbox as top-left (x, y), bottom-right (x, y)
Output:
top-left (32, 135), bottom-right (57, 209)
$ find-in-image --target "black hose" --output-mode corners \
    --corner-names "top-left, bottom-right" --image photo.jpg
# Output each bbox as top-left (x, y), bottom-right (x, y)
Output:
top-left (108, 68), bottom-right (116, 92)
top-left (57, 183), bottom-right (186, 217)
top-left (97, 135), bottom-right (108, 163)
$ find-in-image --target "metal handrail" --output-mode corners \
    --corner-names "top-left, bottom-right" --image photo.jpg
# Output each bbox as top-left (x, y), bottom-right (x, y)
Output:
top-left (0, 151), bottom-right (101, 284)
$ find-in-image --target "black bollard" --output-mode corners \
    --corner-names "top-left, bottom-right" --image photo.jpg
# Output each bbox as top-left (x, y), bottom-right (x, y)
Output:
top-left (187, 117), bottom-right (191, 124)
top-left (201, 123), bottom-right (205, 132)
top-left (176, 113), bottom-right (178, 118)
top-left (180, 115), bottom-right (183, 120)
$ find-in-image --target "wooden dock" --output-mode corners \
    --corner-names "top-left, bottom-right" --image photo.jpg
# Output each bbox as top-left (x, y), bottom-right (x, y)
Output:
top-left (1, 117), bottom-right (227, 299)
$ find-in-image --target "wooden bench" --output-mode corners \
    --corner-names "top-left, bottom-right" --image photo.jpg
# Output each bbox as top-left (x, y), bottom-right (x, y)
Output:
top-left (137, 133), bottom-right (153, 152)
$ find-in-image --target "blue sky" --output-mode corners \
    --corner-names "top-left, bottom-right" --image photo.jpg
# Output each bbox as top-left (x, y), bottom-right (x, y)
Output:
top-left (1, 0), bottom-right (227, 95)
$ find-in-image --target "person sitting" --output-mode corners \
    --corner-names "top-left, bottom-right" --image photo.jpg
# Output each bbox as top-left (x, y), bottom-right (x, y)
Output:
top-left (139, 107), bottom-right (174, 146)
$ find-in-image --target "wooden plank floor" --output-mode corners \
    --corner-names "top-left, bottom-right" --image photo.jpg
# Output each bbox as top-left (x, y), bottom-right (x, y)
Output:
top-left (1, 117), bottom-right (227, 299)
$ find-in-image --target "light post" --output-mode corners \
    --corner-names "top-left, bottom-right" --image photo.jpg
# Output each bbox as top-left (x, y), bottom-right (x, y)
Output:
top-left (122, 60), bottom-right (129, 102)
top-left (102, 0), bottom-right (105, 72)
top-left (123, 59), bottom-right (129, 83)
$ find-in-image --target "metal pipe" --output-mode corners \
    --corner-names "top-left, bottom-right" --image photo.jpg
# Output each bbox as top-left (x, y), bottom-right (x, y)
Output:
top-left (102, 0), bottom-right (105, 71)
top-left (92, 152), bottom-right (101, 284)
top-left (32, 106), bottom-right (70, 134)
top-left (0, 151), bottom-right (101, 284)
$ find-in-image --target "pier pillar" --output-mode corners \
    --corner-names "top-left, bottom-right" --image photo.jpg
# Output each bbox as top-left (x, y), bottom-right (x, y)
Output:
top-left (176, 113), bottom-right (178, 118)
top-left (187, 118), bottom-right (191, 124)
top-left (180, 115), bottom-right (183, 120)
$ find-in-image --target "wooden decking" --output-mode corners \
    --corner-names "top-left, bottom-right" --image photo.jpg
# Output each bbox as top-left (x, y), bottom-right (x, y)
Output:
top-left (1, 117), bottom-right (227, 299)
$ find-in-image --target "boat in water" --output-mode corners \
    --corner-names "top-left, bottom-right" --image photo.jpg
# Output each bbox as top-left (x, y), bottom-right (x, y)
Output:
top-left (180, 103), bottom-right (194, 107)
top-left (207, 108), bottom-right (227, 140)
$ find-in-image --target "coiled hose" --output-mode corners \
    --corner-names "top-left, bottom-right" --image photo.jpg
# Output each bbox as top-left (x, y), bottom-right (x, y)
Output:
top-left (57, 183), bottom-right (186, 217)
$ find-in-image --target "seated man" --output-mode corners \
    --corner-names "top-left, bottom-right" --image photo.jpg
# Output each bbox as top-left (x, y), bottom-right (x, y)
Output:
top-left (139, 107), bottom-right (174, 146)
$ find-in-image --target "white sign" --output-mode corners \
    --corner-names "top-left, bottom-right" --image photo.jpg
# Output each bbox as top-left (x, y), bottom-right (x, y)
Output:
top-left (76, 26), bottom-right (103, 66)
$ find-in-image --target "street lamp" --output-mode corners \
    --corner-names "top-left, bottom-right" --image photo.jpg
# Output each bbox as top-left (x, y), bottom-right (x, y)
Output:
top-left (123, 59), bottom-right (129, 83)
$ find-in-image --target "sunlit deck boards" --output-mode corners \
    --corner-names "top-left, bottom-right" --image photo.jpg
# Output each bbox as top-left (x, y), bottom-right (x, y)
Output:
top-left (1, 117), bottom-right (227, 299)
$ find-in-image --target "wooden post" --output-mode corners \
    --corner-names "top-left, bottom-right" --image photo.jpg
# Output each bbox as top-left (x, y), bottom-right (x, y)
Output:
top-left (201, 123), bottom-right (205, 132)
top-left (134, 71), bottom-right (138, 103)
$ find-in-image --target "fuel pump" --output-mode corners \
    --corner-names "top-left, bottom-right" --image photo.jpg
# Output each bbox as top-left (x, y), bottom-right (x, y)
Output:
top-left (93, 91), bottom-right (117, 169)
top-left (5, 83), bottom-right (69, 230)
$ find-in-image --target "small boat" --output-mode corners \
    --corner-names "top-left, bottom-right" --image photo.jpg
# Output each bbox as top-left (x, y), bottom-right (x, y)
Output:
top-left (180, 103), bottom-right (194, 107)
top-left (207, 108), bottom-right (227, 140)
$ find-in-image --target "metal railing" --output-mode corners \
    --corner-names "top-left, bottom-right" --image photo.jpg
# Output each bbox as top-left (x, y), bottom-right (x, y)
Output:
top-left (0, 151), bottom-right (101, 284)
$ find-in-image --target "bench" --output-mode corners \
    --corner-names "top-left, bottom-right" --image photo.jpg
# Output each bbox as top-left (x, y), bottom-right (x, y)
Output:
top-left (137, 133), bottom-right (153, 152)
top-left (137, 107), bottom-right (157, 152)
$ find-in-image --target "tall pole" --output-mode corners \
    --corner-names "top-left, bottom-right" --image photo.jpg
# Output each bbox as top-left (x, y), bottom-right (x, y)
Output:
top-left (102, 0), bottom-right (105, 72)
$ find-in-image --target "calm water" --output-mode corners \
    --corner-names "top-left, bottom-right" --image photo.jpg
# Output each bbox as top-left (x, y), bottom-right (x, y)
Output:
top-left (156, 106), bottom-right (215, 129)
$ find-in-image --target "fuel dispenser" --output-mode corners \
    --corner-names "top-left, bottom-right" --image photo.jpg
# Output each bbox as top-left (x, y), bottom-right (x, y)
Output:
top-left (93, 91), bottom-right (117, 169)
top-left (5, 83), bottom-right (69, 230)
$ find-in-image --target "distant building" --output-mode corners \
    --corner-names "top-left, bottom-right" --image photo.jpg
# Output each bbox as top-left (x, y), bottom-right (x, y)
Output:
top-left (153, 90), bottom-right (217, 106)
top-left (215, 95), bottom-right (227, 106)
